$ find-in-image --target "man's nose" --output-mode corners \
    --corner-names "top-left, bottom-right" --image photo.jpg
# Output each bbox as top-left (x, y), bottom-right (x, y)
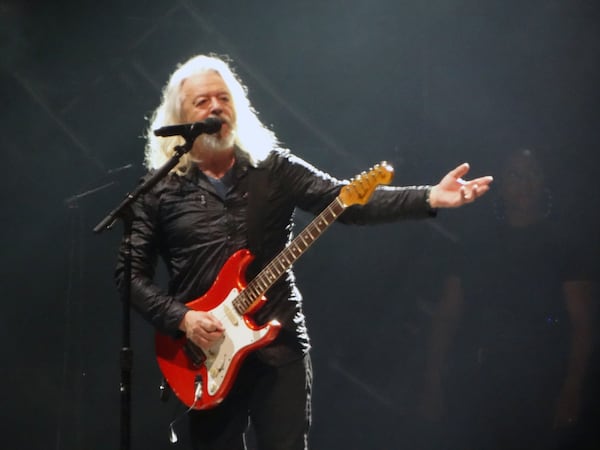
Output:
top-left (210, 97), bottom-right (223, 115)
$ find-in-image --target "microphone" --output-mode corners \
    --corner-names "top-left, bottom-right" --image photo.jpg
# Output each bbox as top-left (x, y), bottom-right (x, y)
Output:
top-left (153, 117), bottom-right (223, 140)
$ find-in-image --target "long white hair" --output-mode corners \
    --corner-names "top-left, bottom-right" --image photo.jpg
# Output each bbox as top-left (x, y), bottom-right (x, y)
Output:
top-left (144, 54), bottom-right (278, 174)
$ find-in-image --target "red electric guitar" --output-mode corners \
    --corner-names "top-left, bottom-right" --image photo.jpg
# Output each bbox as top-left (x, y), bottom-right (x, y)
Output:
top-left (155, 162), bottom-right (394, 409)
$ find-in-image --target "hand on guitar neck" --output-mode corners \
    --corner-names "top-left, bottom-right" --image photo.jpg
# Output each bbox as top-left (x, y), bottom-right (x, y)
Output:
top-left (179, 310), bottom-right (225, 349)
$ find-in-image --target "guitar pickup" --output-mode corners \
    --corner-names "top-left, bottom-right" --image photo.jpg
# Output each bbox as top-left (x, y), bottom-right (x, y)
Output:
top-left (183, 341), bottom-right (206, 367)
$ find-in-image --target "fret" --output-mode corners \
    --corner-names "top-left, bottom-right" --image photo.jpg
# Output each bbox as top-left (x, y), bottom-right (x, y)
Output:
top-left (242, 292), bottom-right (253, 309)
top-left (232, 296), bottom-right (241, 312)
top-left (275, 258), bottom-right (286, 273)
top-left (299, 234), bottom-right (308, 248)
top-left (273, 266), bottom-right (281, 279)
top-left (323, 209), bottom-right (335, 223)
top-left (311, 222), bottom-right (320, 235)
top-left (237, 298), bottom-right (246, 313)
top-left (255, 277), bottom-right (268, 293)
top-left (234, 294), bottom-right (246, 314)
top-left (249, 288), bottom-right (258, 303)
top-left (245, 285), bottom-right (258, 303)
top-left (265, 268), bottom-right (276, 282)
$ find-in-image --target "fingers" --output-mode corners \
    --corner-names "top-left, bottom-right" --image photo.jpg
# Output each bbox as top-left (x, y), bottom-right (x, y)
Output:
top-left (185, 311), bottom-right (225, 347)
top-left (475, 183), bottom-right (491, 196)
top-left (468, 175), bottom-right (494, 187)
top-left (436, 164), bottom-right (492, 207)
top-left (449, 162), bottom-right (471, 180)
top-left (196, 329), bottom-right (224, 347)
top-left (460, 186), bottom-right (471, 202)
top-left (190, 328), bottom-right (224, 349)
top-left (460, 182), bottom-right (491, 203)
top-left (458, 172), bottom-right (493, 204)
top-left (189, 311), bottom-right (223, 331)
top-left (446, 164), bottom-right (493, 188)
top-left (201, 314), bottom-right (225, 332)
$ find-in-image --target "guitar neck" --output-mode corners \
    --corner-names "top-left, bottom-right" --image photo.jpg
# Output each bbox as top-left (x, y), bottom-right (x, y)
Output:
top-left (235, 196), bottom-right (347, 313)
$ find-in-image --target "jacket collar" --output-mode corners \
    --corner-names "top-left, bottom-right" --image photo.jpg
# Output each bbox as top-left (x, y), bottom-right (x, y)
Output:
top-left (184, 146), bottom-right (253, 185)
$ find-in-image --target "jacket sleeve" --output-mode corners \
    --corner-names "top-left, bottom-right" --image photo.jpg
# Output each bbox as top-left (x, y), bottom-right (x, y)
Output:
top-left (272, 150), bottom-right (437, 224)
top-left (114, 180), bottom-right (189, 337)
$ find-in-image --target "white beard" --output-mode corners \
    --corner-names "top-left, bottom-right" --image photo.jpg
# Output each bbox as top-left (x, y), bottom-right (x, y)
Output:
top-left (198, 130), bottom-right (236, 153)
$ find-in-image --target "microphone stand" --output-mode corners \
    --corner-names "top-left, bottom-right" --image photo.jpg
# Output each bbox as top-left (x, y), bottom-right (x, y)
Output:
top-left (93, 139), bottom-right (194, 450)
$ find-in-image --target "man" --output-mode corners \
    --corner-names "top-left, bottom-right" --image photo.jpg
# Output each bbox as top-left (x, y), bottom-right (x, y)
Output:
top-left (116, 54), bottom-right (493, 450)
top-left (418, 149), bottom-right (595, 450)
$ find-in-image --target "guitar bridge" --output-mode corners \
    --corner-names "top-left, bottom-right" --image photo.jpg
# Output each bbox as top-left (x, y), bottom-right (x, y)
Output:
top-left (183, 341), bottom-right (206, 367)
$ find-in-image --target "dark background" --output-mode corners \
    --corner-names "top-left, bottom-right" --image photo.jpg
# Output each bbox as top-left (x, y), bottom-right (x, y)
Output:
top-left (1, 0), bottom-right (598, 448)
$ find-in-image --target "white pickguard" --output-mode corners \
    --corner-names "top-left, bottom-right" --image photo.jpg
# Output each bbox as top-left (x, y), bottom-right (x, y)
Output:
top-left (203, 288), bottom-right (273, 396)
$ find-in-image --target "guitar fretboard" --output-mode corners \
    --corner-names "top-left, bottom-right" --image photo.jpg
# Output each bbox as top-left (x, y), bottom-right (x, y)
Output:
top-left (233, 197), bottom-right (346, 314)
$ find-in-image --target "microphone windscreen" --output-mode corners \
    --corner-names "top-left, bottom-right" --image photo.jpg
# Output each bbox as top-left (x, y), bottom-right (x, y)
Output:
top-left (202, 117), bottom-right (223, 133)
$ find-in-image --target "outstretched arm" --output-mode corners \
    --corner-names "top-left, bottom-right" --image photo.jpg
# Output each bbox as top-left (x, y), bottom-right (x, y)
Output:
top-left (429, 163), bottom-right (493, 208)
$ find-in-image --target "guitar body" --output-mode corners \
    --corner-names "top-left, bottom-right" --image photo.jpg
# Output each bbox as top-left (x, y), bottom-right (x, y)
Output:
top-left (155, 249), bottom-right (282, 410)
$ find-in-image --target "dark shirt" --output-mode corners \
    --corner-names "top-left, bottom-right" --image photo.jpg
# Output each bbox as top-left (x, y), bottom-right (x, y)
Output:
top-left (460, 221), bottom-right (586, 347)
top-left (116, 148), bottom-right (435, 364)
top-left (444, 217), bottom-right (593, 388)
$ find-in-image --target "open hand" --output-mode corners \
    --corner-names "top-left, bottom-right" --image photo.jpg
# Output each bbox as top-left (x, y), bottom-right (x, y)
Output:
top-left (429, 163), bottom-right (493, 208)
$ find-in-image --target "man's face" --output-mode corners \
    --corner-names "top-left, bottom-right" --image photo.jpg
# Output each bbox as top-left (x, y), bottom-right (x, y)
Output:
top-left (500, 153), bottom-right (544, 209)
top-left (179, 71), bottom-right (237, 147)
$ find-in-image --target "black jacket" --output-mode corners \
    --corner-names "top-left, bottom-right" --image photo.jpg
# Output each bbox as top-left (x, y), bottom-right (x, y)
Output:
top-left (116, 148), bottom-right (435, 365)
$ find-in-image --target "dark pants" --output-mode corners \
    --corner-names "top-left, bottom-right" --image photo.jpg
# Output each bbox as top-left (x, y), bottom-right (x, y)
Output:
top-left (188, 353), bottom-right (312, 450)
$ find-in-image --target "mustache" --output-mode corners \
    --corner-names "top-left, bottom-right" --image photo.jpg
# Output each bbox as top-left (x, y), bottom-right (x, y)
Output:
top-left (208, 115), bottom-right (232, 129)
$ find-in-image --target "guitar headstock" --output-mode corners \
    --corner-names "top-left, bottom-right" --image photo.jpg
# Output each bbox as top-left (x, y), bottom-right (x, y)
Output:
top-left (339, 161), bottom-right (394, 206)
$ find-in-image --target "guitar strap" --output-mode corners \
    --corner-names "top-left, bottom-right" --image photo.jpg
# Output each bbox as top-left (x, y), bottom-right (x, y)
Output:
top-left (246, 166), bottom-right (269, 258)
